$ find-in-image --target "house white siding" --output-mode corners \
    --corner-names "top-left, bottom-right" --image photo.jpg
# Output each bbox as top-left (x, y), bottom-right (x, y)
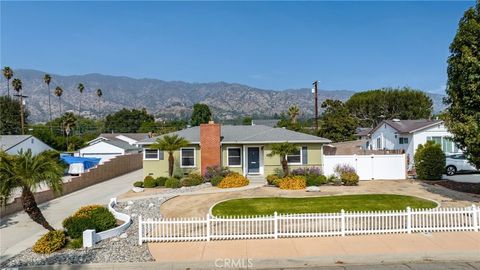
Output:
top-left (370, 123), bottom-right (398, 150)
top-left (78, 141), bottom-right (125, 162)
top-left (5, 137), bottom-right (53, 156)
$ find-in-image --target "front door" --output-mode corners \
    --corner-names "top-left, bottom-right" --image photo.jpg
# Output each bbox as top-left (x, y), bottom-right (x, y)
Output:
top-left (247, 147), bottom-right (260, 174)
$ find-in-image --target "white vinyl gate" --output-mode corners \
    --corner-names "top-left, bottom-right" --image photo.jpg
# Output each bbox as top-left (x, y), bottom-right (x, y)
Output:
top-left (323, 154), bottom-right (406, 180)
top-left (138, 206), bottom-right (480, 244)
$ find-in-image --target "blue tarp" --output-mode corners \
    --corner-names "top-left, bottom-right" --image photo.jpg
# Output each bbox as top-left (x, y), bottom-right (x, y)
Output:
top-left (60, 156), bottom-right (101, 170)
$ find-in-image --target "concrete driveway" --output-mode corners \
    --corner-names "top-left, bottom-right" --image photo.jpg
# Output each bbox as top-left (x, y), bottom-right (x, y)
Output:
top-left (0, 169), bottom-right (142, 263)
top-left (443, 173), bottom-right (480, 183)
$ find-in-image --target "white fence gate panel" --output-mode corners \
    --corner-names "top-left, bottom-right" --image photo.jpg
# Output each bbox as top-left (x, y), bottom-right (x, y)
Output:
top-left (323, 154), bottom-right (406, 180)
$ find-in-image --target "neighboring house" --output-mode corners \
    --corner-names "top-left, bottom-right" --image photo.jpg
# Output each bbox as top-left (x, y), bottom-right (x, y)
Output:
top-left (367, 119), bottom-right (461, 168)
top-left (355, 128), bottom-right (372, 140)
top-left (0, 135), bottom-right (53, 155)
top-left (87, 133), bottom-right (150, 147)
top-left (324, 140), bottom-right (368, 155)
top-left (78, 139), bottom-right (142, 162)
top-left (138, 122), bottom-right (331, 178)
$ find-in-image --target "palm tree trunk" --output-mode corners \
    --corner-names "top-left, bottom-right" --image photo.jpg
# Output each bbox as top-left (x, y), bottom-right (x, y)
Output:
top-left (281, 158), bottom-right (289, 176)
top-left (59, 97), bottom-right (62, 116)
top-left (79, 94), bottom-right (82, 114)
top-left (48, 85), bottom-right (52, 127)
top-left (6, 80), bottom-right (10, 96)
top-left (21, 187), bottom-right (55, 231)
top-left (168, 153), bottom-right (174, 177)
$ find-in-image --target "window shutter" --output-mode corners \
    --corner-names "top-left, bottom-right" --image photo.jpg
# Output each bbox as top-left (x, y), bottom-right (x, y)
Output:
top-left (159, 150), bottom-right (164, 160)
top-left (302, 146), bottom-right (308, 164)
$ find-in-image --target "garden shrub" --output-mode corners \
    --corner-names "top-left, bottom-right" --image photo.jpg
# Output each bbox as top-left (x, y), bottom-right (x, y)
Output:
top-left (218, 173), bottom-right (249, 188)
top-left (63, 206), bottom-right (116, 238)
top-left (133, 181), bottom-right (144, 188)
top-left (266, 174), bottom-right (280, 185)
top-left (143, 176), bottom-right (157, 188)
top-left (414, 141), bottom-right (446, 180)
top-left (165, 177), bottom-right (181, 188)
top-left (74, 205), bottom-right (102, 217)
top-left (210, 175), bottom-right (223, 186)
top-left (66, 238), bottom-right (83, 249)
top-left (155, 177), bottom-right (168, 186)
top-left (273, 168), bottom-right (285, 178)
top-left (341, 171), bottom-right (359, 186)
top-left (278, 176), bottom-right (306, 190)
top-left (306, 175), bottom-right (328, 186)
top-left (204, 165), bottom-right (231, 181)
top-left (32, 230), bottom-right (66, 254)
top-left (334, 164), bottom-right (356, 176)
top-left (181, 172), bottom-right (204, 187)
top-left (89, 207), bottom-right (117, 232)
top-left (63, 215), bottom-right (95, 239)
top-left (291, 167), bottom-right (323, 177)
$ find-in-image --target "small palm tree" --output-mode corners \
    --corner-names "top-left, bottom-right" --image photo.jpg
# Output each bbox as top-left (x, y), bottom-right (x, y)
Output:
top-left (77, 83), bottom-right (85, 113)
top-left (0, 150), bottom-right (64, 231)
top-left (151, 135), bottom-right (190, 177)
top-left (44, 74), bottom-right (53, 124)
top-left (12, 78), bottom-right (24, 134)
top-left (267, 142), bottom-right (299, 176)
top-left (2, 66), bottom-right (13, 96)
top-left (96, 88), bottom-right (102, 116)
top-left (288, 105), bottom-right (300, 124)
top-left (54, 86), bottom-right (63, 116)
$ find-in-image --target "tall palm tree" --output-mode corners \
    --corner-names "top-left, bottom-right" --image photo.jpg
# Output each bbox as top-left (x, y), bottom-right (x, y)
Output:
top-left (54, 86), bottom-right (63, 116)
top-left (12, 78), bottom-right (25, 134)
top-left (77, 83), bottom-right (85, 113)
top-left (267, 142), bottom-right (299, 176)
top-left (2, 66), bottom-right (13, 96)
top-left (43, 74), bottom-right (53, 124)
top-left (96, 88), bottom-right (102, 117)
top-left (0, 150), bottom-right (63, 231)
top-left (151, 135), bottom-right (190, 177)
top-left (61, 112), bottom-right (77, 150)
top-left (288, 105), bottom-right (300, 124)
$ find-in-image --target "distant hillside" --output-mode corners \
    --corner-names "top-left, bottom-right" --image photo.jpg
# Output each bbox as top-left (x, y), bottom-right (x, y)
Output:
top-left (0, 69), bottom-right (447, 122)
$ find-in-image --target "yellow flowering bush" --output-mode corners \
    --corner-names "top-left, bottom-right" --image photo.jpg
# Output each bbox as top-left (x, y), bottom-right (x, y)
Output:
top-left (218, 173), bottom-right (249, 188)
top-left (73, 205), bottom-right (102, 217)
top-left (278, 176), bottom-right (306, 190)
top-left (32, 230), bottom-right (66, 254)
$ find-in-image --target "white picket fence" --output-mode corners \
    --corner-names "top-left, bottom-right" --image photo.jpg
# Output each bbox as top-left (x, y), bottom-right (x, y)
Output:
top-left (138, 205), bottom-right (479, 244)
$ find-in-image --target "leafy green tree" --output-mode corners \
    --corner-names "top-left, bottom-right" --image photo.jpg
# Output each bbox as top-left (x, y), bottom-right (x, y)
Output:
top-left (346, 88), bottom-right (433, 127)
top-left (190, 103), bottom-right (212, 126)
top-left (105, 108), bottom-right (154, 133)
top-left (443, 1), bottom-right (480, 169)
top-left (137, 121), bottom-right (159, 133)
top-left (0, 150), bottom-right (64, 231)
top-left (414, 141), bottom-right (446, 180)
top-left (0, 96), bottom-right (26, 134)
top-left (44, 74), bottom-right (53, 124)
top-left (2, 66), bottom-right (13, 96)
top-left (242, 116), bottom-right (252, 125)
top-left (318, 99), bottom-right (358, 142)
top-left (267, 142), bottom-right (299, 176)
top-left (151, 135), bottom-right (190, 177)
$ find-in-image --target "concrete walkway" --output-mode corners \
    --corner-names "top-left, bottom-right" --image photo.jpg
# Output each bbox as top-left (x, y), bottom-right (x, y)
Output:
top-left (444, 173), bottom-right (480, 183)
top-left (0, 169), bottom-right (142, 263)
top-left (148, 231), bottom-right (480, 266)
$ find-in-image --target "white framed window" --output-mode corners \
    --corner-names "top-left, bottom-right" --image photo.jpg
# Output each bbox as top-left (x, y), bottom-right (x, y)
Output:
top-left (399, 137), bottom-right (409, 144)
top-left (144, 149), bottom-right (159, 160)
top-left (180, 147), bottom-right (196, 168)
top-left (376, 138), bottom-right (382, 149)
top-left (227, 147), bottom-right (242, 167)
top-left (286, 148), bottom-right (302, 165)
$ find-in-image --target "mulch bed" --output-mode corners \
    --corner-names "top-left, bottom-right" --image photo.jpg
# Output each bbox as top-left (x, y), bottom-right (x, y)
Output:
top-left (424, 180), bottom-right (480, 195)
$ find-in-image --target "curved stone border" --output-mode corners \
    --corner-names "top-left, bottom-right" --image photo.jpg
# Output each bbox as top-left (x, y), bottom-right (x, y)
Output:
top-left (208, 193), bottom-right (440, 217)
top-left (83, 198), bottom-right (132, 247)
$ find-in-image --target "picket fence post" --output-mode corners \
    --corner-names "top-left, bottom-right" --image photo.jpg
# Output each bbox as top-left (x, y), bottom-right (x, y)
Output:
top-left (274, 212), bottom-right (278, 239)
top-left (206, 213), bottom-right (211, 241)
top-left (406, 207), bottom-right (412, 234)
top-left (138, 215), bottom-right (143, 245)
top-left (341, 209), bottom-right (345, 236)
top-left (472, 204), bottom-right (478, 232)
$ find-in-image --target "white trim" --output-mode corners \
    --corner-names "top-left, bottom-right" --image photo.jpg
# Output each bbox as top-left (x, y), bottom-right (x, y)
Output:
top-left (226, 147), bottom-right (242, 167)
top-left (286, 147), bottom-right (302, 165)
top-left (143, 149), bottom-right (159, 160)
top-left (180, 147), bottom-right (196, 168)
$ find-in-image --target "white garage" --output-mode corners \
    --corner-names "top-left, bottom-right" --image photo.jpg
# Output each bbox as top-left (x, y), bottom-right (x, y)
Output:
top-left (78, 139), bottom-right (141, 163)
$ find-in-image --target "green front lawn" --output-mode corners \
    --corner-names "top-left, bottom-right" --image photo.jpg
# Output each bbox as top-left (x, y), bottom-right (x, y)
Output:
top-left (211, 194), bottom-right (437, 216)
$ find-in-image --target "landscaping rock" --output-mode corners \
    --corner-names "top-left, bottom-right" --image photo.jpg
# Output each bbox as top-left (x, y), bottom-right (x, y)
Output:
top-left (306, 186), bottom-right (321, 192)
top-left (119, 233), bottom-right (128, 239)
top-left (131, 187), bottom-right (144, 193)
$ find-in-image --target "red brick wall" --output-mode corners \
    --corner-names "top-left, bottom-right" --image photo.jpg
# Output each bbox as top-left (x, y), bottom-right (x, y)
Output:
top-left (200, 123), bottom-right (221, 175)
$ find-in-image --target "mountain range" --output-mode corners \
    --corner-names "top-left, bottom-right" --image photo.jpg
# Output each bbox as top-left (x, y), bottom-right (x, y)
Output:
top-left (1, 69), bottom-right (447, 122)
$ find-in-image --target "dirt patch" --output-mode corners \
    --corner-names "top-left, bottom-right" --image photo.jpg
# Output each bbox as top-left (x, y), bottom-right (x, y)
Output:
top-left (424, 180), bottom-right (480, 195)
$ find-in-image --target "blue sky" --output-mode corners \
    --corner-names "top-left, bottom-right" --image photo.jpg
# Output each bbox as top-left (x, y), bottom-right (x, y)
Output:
top-left (0, 1), bottom-right (475, 93)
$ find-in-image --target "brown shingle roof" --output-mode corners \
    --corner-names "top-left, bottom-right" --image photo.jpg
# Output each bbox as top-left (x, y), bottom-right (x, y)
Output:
top-left (381, 119), bottom-right (443, 133)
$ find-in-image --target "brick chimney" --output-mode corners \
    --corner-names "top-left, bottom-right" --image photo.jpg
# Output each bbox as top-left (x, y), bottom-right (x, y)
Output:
top-left (200, 121), bottom-right (221, 175)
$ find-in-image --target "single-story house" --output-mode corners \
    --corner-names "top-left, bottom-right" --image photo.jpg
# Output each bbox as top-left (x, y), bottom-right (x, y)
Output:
top-left (87, 133), bottom-right (150, 147)
top-left (0, 135), bottom-right (53, 156)
top-left (367, 119), bottom-right (461, 168)
top-left (138, 122), bottom-right (331, 178)
top-left (78, 139), bottom-right (142, 163)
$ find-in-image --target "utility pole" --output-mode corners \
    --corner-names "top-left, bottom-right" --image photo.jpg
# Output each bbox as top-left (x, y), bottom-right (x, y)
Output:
top-left (14, 93), bottom-right (28, 135)
top-left (312, 80), bottom-right (319, 132)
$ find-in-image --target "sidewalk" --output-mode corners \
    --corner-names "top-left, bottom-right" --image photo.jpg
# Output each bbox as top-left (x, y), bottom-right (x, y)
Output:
top-left (148, 231), bottom-right (480, 266)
